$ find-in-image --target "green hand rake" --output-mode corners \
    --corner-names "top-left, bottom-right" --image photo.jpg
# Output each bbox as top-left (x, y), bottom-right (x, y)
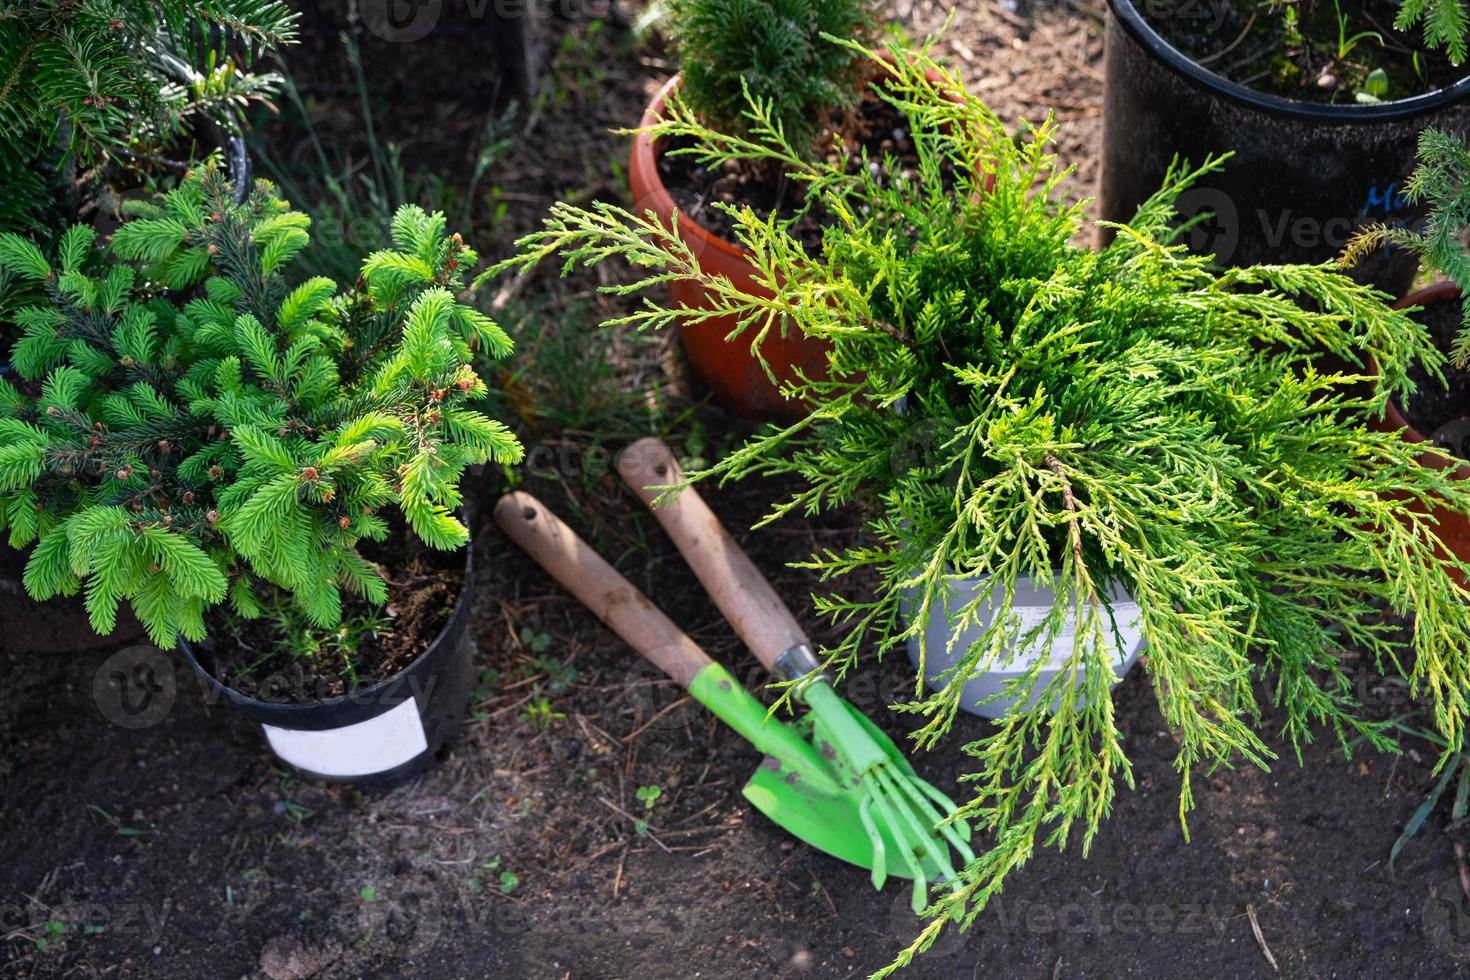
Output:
top-left (616, 437), bottom-right (974, 908)
top-left (495, 485), bottom-right (972, 911)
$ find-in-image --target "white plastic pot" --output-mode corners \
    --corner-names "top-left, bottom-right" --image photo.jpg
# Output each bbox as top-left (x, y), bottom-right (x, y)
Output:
top-left (900, 571), bottom-right (1145, 719)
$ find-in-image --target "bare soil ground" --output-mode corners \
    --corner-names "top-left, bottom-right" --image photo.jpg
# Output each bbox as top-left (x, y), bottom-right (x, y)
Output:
top-left (3, 3), bottom-right (1469, 979)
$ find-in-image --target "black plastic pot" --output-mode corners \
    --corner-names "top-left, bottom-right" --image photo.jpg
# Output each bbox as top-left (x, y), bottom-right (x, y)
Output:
top-left (212, 122), bottom-right (252, 207)
top-left (0, 561), bottom-right (146, 652)
top-left (155, 51), bottom-right (252, 206)
top-left (54, 53), bottom-right (252, 239)
top-left (0, 402), bottom-right (148, 650)
top-left (178, 548), bottom-right (476, 787)
top-left (1100, 0), bottom-right (1470, 296)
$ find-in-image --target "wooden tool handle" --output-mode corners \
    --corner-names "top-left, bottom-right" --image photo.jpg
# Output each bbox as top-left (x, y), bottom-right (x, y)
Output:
top-left (617, 437), bottom-right (809, 673)
top-left (493, 491), bottom-right (712, 689)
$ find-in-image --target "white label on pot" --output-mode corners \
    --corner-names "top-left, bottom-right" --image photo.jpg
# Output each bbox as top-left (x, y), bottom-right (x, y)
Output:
top-left (1006, 600), bottom-right (1143, 673)
top-left (261, 698), bottom-right (428, 778)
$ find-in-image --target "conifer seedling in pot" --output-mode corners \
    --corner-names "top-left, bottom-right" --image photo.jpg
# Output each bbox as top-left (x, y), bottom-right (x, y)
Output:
top-left (0, 0), bottom-right (297, 238)
top-left (625, 0), bottom-right (883, 421)
top-left (0, 1), bottom-right (297, 651)
top-left (496, 45), bottom-right (1470, 971)
top-left (0, 166), bottom-right (523, 783)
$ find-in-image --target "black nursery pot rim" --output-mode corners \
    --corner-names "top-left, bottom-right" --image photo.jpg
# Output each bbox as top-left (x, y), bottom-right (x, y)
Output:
top-left (154, 50), bottom-right (251, 205)
top-left (1107, 0), bottom-right (1470, 121)
top-left (178, 543), bottom-right (473, 720)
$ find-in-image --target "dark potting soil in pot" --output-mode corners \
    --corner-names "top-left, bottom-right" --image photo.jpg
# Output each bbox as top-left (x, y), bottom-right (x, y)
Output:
top-left (200, 518), bottom-right (465, 704)
top-left (1402, 294), bottom-right (1470, 459)
top-left (1141, 0), bottom-right (1463, 103)
top-left (657, 90), bottom-right (943, 255)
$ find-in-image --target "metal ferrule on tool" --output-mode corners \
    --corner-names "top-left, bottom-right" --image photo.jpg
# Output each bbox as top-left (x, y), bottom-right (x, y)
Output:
top-left (773, 643), bottom-right (831, 696)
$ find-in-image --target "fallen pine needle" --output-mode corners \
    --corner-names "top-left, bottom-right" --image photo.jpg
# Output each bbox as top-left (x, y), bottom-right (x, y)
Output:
top-left (612, 842), bottom-right (630, 900)
top-left (1246, 903), bottom-right (1279, 974)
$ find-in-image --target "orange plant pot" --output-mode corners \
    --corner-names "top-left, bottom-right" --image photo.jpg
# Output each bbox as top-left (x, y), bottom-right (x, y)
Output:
top-left (626, 75), bottom-right (828, 423)
top-left (1372, 282), bottom-right (1470, 568)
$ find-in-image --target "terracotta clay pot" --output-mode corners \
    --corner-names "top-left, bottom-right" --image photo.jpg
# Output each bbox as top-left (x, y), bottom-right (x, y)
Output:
top-left (1372, 282), bottom-right (1470, 567)
top-left (627, 75), bottom-right (828, 423)
top-left (626, 63), bottom-right (973, 423)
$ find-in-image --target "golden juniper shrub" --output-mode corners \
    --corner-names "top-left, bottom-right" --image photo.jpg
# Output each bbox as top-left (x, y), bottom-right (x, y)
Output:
top-left (494, 40), bottom-right (1470, 970)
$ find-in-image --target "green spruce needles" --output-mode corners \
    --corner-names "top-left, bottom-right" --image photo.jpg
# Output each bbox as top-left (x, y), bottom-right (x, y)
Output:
top-left (0, 166), bottom-right (522, 649)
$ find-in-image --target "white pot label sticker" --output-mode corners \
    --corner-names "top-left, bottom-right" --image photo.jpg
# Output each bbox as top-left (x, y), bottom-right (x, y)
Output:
top-left (1004, 600), bottom-right (1143, 673)
top-left (262, 697), bottom-right (428, 778)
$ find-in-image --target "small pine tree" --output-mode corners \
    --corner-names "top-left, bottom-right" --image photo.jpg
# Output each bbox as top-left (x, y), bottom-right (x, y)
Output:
top-left (492, 41), bottom-right (1470, 972)
top-left (662, 0), bottom-right (878, 152)
top-left (0, 0), bottom-right (297, 237)
top-left (0, 166), bottom-right (522, 649)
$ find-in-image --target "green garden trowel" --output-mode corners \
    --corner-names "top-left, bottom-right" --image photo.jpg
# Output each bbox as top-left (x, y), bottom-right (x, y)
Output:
top-left (495, 483), bottom-right (972, 910)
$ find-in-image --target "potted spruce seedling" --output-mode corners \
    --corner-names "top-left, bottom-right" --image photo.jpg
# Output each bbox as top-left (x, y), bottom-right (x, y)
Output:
top-left (0, 166), bottom-right (523, 783)
top-left (1100, 0), bottom-right (1470, 295)
top-left (625, 0), bottom-right (881, 422)
top-left (0, 1), bottom-right (295, 651)
top-left (496, 47), bottom-right (1470, 969)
